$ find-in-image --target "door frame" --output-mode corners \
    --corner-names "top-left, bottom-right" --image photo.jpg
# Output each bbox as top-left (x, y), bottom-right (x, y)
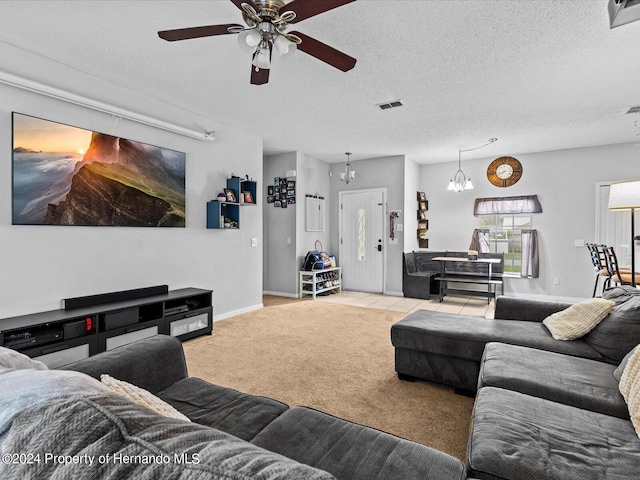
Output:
top-left (338, 187), bottom-right (387, 294)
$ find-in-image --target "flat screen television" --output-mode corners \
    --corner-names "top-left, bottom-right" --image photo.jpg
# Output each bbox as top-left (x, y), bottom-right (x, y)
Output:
top-left (12, 112), bottom-right (186, 227)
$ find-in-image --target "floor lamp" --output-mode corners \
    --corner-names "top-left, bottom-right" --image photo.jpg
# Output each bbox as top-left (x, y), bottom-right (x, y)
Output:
top-left (608, 180), bottom-right (640, 287)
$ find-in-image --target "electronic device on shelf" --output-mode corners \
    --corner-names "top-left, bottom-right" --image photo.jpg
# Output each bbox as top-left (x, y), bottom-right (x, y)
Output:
top-left (5, 327), bottom-right (63, 349)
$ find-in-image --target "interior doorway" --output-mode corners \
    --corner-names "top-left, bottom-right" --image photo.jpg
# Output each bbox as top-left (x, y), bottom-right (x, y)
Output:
top-left (338, 188), bottom-right (385, 293)
top-left (596, 182), bottom-right (637, 269)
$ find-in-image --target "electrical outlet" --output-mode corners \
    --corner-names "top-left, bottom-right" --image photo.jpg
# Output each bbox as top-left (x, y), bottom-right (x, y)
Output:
top-left (251, 238), bottom-right (258, 247)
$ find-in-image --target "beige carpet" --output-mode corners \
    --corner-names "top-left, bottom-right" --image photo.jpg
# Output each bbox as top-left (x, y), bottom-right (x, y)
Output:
top-left (182, 296), bottom-right (474, 461)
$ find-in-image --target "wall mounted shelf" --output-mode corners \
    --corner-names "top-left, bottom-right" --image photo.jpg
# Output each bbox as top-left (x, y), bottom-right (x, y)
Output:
top-left (207, 177), bottom-right (257, 229)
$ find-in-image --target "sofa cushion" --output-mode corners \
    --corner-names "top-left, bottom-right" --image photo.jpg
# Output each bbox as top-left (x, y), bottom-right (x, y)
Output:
top-left (615, 345), bottom-right (640, 383)
top-left (157, 377), bottom-right (288, 441)
top-left (542, 298), bottom-right (614, 340)
top-left (391, 310), bottom-right (602, 363)
top-left (478, 342), bottom-right (628, 418)
top-left (252, 406), bottom-right (466, 480)
top-left (583, 286), bottom-right (640, 363)
top-left (2, 394), bottom-right (335, 480)
top-left (468, 387), bottom-right (640, 480)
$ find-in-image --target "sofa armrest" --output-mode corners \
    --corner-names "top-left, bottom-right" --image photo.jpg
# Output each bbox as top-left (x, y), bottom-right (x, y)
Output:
top-left (494, 296), bottom-right (573, 322)
top-left (62, 335), bottom-right (188, 394)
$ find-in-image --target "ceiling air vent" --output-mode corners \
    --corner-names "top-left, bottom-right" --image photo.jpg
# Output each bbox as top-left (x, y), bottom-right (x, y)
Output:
top-left (626, 106), bottom-right (640, 114)
top-left (377, 100), bottom-right (404, 110)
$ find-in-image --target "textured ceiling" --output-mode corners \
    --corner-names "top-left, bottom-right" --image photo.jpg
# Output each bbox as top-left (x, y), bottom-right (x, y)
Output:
top-left (1, 0), bottom-right (639, 164)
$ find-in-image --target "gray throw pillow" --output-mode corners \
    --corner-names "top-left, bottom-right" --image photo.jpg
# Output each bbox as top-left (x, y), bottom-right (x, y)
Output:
top-left (583, 287), bottom-right (640, 363)
top-left (615, 345), bottom-right (640, 383)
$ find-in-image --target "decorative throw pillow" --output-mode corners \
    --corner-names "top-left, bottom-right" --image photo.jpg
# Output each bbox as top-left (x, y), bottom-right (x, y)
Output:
top-left (542, 298), bottom-right (615, 341)
top-left (618, 347), bottom-right (640, 439)
top-left (100, 374), bottom-right (190, 422)
top-left (0, 346), bottom-right (48, 370)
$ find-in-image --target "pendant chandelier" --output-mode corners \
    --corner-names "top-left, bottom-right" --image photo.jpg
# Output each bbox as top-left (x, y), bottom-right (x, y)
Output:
top-left (447, 138), bottom-right (498, 192)
top-left (340, 152), bottom-right (355, 185)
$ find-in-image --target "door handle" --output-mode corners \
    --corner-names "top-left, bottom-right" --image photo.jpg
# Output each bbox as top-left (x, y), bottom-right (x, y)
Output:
top-left (377, 244), bottom-right (382, 252)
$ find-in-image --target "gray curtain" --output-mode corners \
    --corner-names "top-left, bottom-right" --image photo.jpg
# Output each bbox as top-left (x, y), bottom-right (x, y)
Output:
top-left (473, 195), bottom-right (543, 215)
top-left (469, 229), bottom-right (491, 253)
top-left (521, 229), bottom-right (539, 278)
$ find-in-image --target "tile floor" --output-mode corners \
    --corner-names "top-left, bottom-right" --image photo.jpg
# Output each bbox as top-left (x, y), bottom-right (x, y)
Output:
top-left (315, 290), bottom-right (495, 318)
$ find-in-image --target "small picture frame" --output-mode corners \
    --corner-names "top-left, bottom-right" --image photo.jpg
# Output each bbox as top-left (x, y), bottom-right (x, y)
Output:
top-left (287, 189), bottom-right (295, 197)
top-left (418, 210), bottom-right (426, 220)
top-left (287, 180), bottom-right (295, 189)
top-left (244, 191), bottom-right (253, 203)
top-left (287, 197), bottom-right (296, 205)
top-left (281, 199), bottom-right (287, 208)
top-left (224, 188), bottom-right (237, 203)
top-left (268, 186), bottom-right (274, 195)
top-left (280, 185), bottom-right (287, 193)
top-left (417, 191), bottom-right (426, 202)
top-left (418, 221), bottom-right (428, 230)
top-left (267, 196), bottom-right (275, 203)
top-left (274, 200), bottom-right (281, 207)
top-left (274, 178), bottom-right (280, 187)
top-left (419, 201), bottom-right (428, 211)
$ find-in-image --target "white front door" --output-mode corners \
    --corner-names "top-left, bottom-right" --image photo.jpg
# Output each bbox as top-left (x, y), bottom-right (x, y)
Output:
top-left (339, 189), bottom-right (385, 292)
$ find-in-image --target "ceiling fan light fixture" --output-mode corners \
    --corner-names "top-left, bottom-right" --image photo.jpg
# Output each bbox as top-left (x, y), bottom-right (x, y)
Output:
top-left (252, 47), bottom-right (271, 69)
top-left (274, 34), bottom-right (296, 56)
top-left (238, 29), bottom-right (261, 53)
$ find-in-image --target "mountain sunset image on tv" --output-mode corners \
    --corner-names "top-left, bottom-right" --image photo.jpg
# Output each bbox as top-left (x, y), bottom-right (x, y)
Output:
top-left (12, 113), bottom-right (186, 227)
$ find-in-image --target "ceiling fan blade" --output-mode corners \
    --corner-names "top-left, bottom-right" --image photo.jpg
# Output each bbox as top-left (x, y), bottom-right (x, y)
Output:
top-left (158, 24), bottom-right (243, 42)
top-left (284, 0), bottom-right (356, 23)
top-left (230, 0), bottom-right (259, 13)
top-left (250, 66), bottom-right (270, 85)
top-left (291, 31), bottom-right (356, 72)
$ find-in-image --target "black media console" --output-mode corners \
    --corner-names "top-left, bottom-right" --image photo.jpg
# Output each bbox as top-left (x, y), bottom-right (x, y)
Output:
top-left (0, 286), bottom-right (213, 369)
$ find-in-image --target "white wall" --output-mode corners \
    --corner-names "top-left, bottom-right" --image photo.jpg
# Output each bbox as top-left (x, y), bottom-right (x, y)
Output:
top-left (263, 152), bottom-right (297, 296)
top-left (420, 143), bottom-right (640, 299)
top-left (404, 157), bottom-right (420, 252)
top-left (329, 155), bottom-right (406, 295)
top-left (0, 50), bottom-right (263, 319)
top-left (296, 153), bottom-right (331, 275)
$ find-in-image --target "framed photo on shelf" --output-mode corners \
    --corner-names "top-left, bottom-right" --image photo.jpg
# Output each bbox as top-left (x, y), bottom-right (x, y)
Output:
top-left (244, 191), bottom-right (253, 203)
top-left (417, 191), bottom-right (426, 201)
top-left (224, 188), bottom-right (237, 203)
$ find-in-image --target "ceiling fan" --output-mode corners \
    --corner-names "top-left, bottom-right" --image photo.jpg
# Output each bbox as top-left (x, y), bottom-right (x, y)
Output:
top-left (158, 0), bottom-right (357, 85)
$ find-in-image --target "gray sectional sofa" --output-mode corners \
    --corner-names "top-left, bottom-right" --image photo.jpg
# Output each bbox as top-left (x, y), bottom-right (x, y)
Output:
top-left (392, 285), bottom-right (640, 480)
top-left (0, 334), bottom-right (466, 480)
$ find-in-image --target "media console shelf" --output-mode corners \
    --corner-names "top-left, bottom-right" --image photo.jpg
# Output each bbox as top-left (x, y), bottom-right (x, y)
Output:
top-left (0, 286), bottom-right (213, 369)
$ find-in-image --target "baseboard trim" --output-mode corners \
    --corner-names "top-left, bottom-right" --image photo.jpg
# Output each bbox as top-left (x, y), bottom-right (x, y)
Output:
top-left (212, 303), bottom-right (263, 323)
top-left (500, 292), bottom-right (583, 303)
top-left (263, 291), bottom-right (299, 298)
top-left (383, 290), bottom-right (403, 297)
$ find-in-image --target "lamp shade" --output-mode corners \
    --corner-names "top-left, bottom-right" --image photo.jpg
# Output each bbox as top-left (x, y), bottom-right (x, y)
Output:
top-left (609, 181), bottom-right (640, 210)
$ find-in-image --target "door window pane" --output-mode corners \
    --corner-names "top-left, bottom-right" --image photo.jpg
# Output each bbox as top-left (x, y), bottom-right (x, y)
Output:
top-left (358, 208), bottom-right (366, 261)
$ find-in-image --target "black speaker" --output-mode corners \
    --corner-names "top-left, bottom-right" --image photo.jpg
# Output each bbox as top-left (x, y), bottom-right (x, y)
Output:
top-left (63, 285), bottom-right (169, 310)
